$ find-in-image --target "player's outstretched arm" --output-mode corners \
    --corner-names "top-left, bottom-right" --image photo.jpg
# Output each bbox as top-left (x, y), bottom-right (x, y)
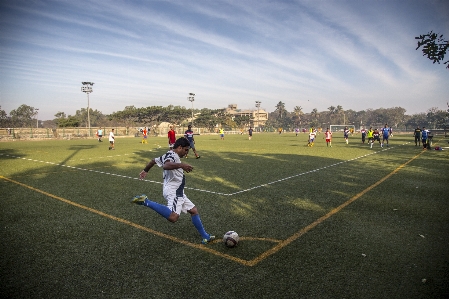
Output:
top-left (140, 158), bottom-right (157, 180)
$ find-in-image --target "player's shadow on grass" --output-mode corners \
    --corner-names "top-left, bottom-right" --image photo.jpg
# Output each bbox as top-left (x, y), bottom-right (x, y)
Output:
top-left (68, 145), bottom-right (97, 150)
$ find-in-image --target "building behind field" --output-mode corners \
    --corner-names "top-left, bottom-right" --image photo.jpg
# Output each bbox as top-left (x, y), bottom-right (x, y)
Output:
top-left (225, 104), bottom-right (268, 128)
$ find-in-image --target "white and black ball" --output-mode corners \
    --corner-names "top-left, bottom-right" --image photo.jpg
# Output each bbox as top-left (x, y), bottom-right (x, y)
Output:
top-left (223, 231), bottom-right (239, 248)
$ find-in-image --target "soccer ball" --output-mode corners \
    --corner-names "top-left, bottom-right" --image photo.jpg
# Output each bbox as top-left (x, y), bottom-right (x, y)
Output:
top-left (223, 231), bottom-right (239, 248)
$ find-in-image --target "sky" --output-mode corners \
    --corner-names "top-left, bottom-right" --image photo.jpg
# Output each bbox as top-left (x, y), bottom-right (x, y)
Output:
top-left (1, 0), bottom-right (448, 121)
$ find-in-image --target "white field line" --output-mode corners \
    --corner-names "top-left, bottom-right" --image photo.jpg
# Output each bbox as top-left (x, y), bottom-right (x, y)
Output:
top-left (0, 143), bottom-right (409, 196)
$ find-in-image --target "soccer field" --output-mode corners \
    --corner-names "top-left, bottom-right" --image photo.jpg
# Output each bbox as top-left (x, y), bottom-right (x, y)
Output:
top-left (1, 133), bottom-right (448, 298)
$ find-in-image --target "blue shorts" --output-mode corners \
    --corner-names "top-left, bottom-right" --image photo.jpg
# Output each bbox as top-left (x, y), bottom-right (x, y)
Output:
top-left (189, 140), bottom-right (195, 149)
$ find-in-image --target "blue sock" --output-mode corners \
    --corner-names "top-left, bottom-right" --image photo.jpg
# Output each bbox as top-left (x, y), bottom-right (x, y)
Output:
top-left (191, 214), bottom-right (209, 239)
top-left (143, 199), bottom-right (171, 219)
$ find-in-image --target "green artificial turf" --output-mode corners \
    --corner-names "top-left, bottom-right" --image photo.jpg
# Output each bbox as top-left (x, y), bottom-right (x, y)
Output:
top-left (1, 132), bottom-right (448, 298)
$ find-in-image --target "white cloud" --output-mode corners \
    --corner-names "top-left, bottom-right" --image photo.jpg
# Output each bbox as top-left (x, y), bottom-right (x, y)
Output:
top-left (1, 0), bottom-right (448, 119)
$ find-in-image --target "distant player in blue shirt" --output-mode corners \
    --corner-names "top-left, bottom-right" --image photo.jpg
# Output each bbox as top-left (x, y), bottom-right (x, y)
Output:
top-left (344, 127), bottom-right (349, 144)
top-left (421, 127), bottom-right (429, 149)
top-left (360, 127), bottom-right (367, 144)
top-left (97, 128), bottom-right (103, 142)
top-left (381, 124), bottom-right (390, 147)
top-left (184, 125), bottom-right (200, 159)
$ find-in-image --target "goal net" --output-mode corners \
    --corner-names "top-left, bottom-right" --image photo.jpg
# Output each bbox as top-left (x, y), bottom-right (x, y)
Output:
top-left (329, 125), bottom-right (355, 133)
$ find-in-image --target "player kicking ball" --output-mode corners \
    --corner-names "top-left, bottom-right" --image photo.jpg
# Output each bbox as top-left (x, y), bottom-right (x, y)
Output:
top-left (131, 137), bottom-right (215, 244)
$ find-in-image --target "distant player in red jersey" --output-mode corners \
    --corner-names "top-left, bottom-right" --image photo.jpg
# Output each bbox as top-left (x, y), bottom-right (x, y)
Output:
top-left (324, 128), bottom-right (332, 147)
top-left (168, 125), bottom-right (176, 149)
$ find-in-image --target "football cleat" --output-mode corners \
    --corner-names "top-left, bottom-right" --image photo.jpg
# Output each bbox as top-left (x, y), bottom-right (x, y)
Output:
top-left (131, 194), bottom-right (148, 205)
top-left (201, 235), bottom-right (215, 244)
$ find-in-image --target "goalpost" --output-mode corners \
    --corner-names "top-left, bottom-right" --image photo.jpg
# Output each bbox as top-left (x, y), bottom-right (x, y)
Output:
top-left (329, 125), bottom-right (356, 133)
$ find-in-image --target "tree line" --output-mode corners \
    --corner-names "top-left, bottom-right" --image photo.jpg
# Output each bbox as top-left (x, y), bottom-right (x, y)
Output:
top-left (267, 102), bottom-right (448, 131)
top-left (1, 103), bottom-right (447, 131)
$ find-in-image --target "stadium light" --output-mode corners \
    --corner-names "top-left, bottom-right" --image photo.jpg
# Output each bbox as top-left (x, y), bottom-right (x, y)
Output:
top-left (188, 93), bottom-right (195, 127)
top-left (35, 108), bottom-right (39, 128)
top-left (255, 101), bottom-right (261, 131)
top-left (81, 82), bottom-right (94, 136)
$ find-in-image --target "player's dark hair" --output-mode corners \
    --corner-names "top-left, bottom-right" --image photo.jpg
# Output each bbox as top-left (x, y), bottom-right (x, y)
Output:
top-left (173, 137), bottom-right (190, 149)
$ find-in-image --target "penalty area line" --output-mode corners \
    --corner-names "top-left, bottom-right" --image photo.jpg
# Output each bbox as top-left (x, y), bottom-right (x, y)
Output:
top-left (0, 142), bottom-right (411, 197)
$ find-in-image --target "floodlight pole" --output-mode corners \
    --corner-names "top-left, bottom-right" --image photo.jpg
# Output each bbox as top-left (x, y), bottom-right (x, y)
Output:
top-left (81, 82), bottom-right (94, 136)
top-left (35, 108), bottom-right (39, 128)
top-left (188, 93), bottom-right (195, 127)
top-left (255, 101), bottom-right (261, 131)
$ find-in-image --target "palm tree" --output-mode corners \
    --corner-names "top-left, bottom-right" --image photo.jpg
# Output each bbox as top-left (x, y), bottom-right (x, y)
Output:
top-left (327, 106), bottom-right (336, 124)
top-left (336, 105), bottom-right (344, 124)
top-left (310, 108), bottom-right (320, 127)
top-left (294, 106), bottom-right (303, 115)
top-left (275, 101), bottom-right (287, 119)
top-left (292, 106), bottom-right (303, 127)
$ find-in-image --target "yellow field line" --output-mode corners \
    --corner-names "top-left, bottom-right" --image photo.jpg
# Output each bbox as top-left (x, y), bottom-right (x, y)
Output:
top-left (246, 149), bottom-right (427, 266)
top-left (0, 175), bottom-right (253, 265)
top-left (0, 149), bottom-right (427, 267)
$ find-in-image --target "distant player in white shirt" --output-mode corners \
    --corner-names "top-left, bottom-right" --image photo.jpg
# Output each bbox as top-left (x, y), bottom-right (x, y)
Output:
top-left (308, 130), bottom-right (317, 147)
top-left (344, 127), bottom-right (350, 144)
top-left (108, 129), bottom-right (115, 150)
top-left (132, 137), bottom-right (215, 244)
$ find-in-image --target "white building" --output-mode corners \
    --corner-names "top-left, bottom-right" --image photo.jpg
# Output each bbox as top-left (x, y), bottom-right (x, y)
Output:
top-left (225, 104), bottom-right (268, 128)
